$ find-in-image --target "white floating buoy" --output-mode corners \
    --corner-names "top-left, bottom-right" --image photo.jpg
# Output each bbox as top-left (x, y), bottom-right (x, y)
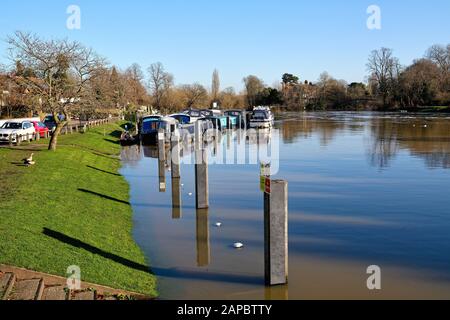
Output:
top-left (188, 192), bottom-right (193, 196)
top-left (215, 222), bottom-right (222, 227)
top-left (181, 184), bottom-right (185, 187)
top-left (233, 242), bottom-right (244, 249)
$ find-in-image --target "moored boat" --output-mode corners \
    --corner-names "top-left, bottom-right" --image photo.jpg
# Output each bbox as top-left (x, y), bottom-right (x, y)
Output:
top-left (224, 109), bottom-right (246, 129)
top-left (200, 109), bottom-right (228, 130)
top-left (249, 107), bottom-right (274, 129)
top-left (120, 131), bottom-right (140, 146)
top-left (140, 115), bottom-right (178, 145)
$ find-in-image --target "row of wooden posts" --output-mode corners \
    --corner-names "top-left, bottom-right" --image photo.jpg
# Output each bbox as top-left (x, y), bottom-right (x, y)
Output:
top-left (156, 121), bottom-right (289, 286)
top-left (8, 118), bottom-right (118, 146)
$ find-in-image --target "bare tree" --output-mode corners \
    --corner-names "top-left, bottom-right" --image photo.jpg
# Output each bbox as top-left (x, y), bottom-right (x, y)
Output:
top-left (426, 44), bottom-right (450, 73)
top-left (399, 59), bottom-right (441, 107)
top-left (243, 75), bottom-right (265, 108)
top-left (367, 48), bottom-right (401, 106)
top-left (426, 44), bottom-right (450, 98)
top-left (180, 83), bottom-right (208, 109)
top-left (127, 63), bottom-right (144, 82)
top-left (124, 63), bottom-right (150, 107)
top-left (211, 69), bottom-right (220, 104)
top-left (147, 62), bottom-right (173, 111)
top-left (7, 31), bottom-right (105, 150)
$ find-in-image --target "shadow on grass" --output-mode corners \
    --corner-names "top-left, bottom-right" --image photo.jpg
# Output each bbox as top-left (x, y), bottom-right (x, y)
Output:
top-left (92, 152), bottom-right (120, 161)
top-left (10, 162), bottom-right (29, 167)
top-left (78, 188), bottom-right (130, 205)
top-left (104, 138), bottom-right (120, 145)
top-left (109, 130), bottom-right (123, 138)
top-left (86, 165), bottom-right (121, 177)
top-left (42, 228), bottom-right (151, 274)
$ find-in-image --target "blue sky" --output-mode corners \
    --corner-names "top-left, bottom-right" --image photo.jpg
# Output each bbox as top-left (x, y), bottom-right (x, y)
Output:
top-left (1, 0), bottom-right (449, 90)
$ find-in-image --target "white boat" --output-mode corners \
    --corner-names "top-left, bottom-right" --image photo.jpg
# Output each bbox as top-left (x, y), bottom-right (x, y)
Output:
top-left (249, 107), bottom-right (274, 129)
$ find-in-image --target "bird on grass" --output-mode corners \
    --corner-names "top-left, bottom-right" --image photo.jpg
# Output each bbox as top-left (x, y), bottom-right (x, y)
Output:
top-left (23, 153), bottom-right (35, 166)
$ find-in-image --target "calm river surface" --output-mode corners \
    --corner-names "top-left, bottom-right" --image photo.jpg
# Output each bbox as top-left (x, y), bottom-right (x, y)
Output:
top-left (121, 112), bottom-right (450, 299)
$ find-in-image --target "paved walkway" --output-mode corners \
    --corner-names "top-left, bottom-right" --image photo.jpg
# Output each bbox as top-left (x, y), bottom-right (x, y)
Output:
top-left (0, 265), bottom-right (151, 301)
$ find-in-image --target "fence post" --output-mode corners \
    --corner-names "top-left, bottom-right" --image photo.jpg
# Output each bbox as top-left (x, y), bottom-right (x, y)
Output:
top-left (264, 180), bottom-right (289, 286)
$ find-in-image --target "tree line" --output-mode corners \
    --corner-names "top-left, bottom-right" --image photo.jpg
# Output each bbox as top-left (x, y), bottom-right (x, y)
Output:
top-left (0, 31), bottom-right (449, 149)
top-left (279, 44), bottom-right (449, 111)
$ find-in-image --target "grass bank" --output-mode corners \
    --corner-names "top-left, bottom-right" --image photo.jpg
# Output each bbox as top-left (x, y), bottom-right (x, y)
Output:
top-left (0, 123), bottom-right (157, 296)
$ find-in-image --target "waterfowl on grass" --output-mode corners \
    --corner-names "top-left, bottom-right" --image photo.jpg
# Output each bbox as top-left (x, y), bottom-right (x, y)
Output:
top-left (23, 153), bottom-right (35, 166)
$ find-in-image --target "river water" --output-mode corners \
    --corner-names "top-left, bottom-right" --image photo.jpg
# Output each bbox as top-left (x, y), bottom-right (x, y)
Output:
top-left (121, 112), bottom-right (450, 299)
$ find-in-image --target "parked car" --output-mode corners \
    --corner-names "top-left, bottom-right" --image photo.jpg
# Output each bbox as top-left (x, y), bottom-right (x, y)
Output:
top-left (0, 121), bottom-right (36, 143)
top-left (43, 114), bottom-right (65, 132)
top-left (31, 121), bottom-right (50, 138)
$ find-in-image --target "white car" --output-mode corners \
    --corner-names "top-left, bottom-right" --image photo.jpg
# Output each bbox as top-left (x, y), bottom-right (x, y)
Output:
top-left (0, 121), bottom-right (36, 143)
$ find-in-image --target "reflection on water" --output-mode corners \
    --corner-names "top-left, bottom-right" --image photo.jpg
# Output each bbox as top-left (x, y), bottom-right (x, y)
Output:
top-left (196, 208), bottom-right (210, 267)
top-left (171, 178), bottom-right (182, 219)
top-left (279, 112), bottom-right (450, 169)
top-left (121, 112), bottom-right (450, 299)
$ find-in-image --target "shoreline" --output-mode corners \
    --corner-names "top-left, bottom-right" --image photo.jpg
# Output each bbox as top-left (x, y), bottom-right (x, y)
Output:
top-left (0, 122), bottom-right (157, 296)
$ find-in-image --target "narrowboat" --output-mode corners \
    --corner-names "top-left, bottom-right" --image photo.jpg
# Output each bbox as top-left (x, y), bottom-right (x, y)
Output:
top-left (182, 109), bottom-right (203, 123)
top-left (199, 109), bottom-right (228, 130)
top-left (224, 110), bottom-right (246, 129)
top-left (140, 115), bottom-right (178, 145)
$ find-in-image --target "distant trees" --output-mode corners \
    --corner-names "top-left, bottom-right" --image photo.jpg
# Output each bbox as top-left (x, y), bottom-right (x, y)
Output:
top-left (180, 83), bottom-right (208, 109)
top-left (398, 59), bottom-right (441, 107)
top-left (256, 87), bottom-right (284, 106)
top-left (147, 62), bottom-right (173, 111)
top-left (367, 44), bottom-right (450, 108)
top-left (282, 73), bottom-right (299, 86)
top-left (426, 44), bottom-right (450, 104)
top-left (243, 75), bottom-right (265, 108)
top-left (2, 31), bottom-right (449, 126)
top-left (219, 87), bottom-right (245, 109)
top-left (367, 48), bottom-right (401, 107)
top-left (315, 72), bottom-right (348, 110)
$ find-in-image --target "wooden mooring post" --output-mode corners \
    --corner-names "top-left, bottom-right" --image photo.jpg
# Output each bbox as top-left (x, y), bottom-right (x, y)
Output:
top-left (170, 125), bottom-right (181, 179)
top-left (158, 129), bottom-right (166, 192)
top-left (194, 122), bottom-right (209, 209)
top-left (264, 180), bottom-right (289, 286)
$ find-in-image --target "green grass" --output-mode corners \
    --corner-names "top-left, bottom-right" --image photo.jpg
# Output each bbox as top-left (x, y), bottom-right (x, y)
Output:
top-left (0, 123), bottom-right (157, 296)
